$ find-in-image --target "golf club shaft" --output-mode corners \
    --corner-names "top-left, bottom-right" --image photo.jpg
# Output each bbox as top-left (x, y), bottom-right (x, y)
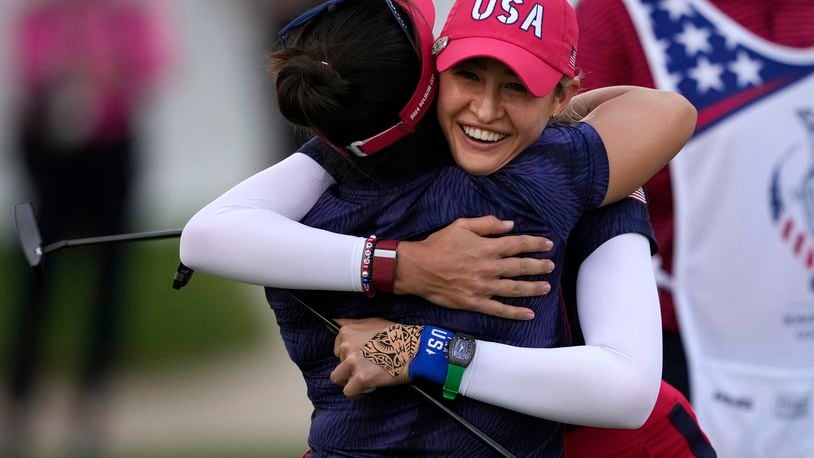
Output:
top-left (283, 290), bottom-right (516, 458)
top-left (42, 229), bottom-right (182, 254)
top-left (25, 215), bottom-right (515, 456)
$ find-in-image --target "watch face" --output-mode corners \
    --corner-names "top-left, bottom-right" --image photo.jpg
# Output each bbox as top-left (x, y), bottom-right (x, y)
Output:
top-left (448, 335), bottom-right (475, 366)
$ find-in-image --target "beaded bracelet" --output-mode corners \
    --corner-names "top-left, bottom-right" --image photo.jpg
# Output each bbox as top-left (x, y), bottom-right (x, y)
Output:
top-left (361, 235), bottom-right (377, 297)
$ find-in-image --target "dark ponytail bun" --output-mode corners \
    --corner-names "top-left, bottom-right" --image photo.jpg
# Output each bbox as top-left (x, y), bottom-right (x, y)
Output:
top-left (267, 0), bottom-right (450, 181)
top-left (272, 50), bottom-right (350, 131)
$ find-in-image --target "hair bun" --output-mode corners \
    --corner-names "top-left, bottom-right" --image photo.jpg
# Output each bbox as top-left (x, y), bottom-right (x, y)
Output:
top-left (272, 50), bottom-right (350, 129)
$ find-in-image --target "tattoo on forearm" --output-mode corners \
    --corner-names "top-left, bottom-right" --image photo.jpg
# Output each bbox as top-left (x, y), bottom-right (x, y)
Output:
top-left (361, 324), bottom-right (423, 377)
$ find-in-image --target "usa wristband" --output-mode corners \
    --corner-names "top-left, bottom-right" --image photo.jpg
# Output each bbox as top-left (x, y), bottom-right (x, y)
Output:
top-left (408, 325), bottom-right (453, 385)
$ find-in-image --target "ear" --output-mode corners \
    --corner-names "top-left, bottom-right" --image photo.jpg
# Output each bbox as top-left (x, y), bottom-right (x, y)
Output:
top-left (553, 79), bottom-right (581, 115)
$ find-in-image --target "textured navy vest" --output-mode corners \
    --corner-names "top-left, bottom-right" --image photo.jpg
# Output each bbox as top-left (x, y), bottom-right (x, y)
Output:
top-left (266, 123), bottom-right (608, 457)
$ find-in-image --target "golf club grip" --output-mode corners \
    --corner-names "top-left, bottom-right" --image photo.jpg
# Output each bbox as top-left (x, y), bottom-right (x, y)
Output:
top-left (283, 290), bottom-right (516, 458)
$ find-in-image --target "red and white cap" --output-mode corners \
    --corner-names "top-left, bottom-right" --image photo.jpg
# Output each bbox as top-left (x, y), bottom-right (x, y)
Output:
top-left (434, 0), bottom-right (578, 97)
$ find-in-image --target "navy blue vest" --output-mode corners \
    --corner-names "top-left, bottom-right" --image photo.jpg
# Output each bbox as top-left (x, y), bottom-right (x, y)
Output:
top-left (266, 123), bottom-right (608, 457)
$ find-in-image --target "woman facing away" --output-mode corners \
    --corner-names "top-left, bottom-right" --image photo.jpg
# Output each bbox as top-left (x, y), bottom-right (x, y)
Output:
top-left (180, 0), bottom-right (697, 455)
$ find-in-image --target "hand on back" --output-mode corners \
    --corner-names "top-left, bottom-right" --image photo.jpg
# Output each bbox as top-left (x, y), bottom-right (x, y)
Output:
top-left (395, 216), bottom-right (554, 320)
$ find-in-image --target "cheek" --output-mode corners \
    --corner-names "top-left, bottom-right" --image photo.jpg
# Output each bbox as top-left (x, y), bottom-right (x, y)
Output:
top-left (436, 87), bottom-right (452, 122)
top-left (519, 102), bottom-right (553, 135)
top-left (512, 110), bottom-right (547, 138)
top-left (436, 102), bottom-right (453, 141)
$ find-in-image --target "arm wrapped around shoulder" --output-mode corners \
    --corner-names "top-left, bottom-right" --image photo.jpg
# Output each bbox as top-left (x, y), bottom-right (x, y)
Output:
top-left (577, 86), bottom-right (697, 206)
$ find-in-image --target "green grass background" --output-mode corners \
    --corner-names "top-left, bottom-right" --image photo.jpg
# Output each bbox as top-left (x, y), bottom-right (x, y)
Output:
top-left (0, 238), bottom-right (267, 378)
top-left (0, 238), bottom-right (316, 456)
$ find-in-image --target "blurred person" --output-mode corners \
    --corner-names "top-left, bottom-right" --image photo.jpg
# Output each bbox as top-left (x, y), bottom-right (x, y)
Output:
top-left (576, 0), bottom-right (814, 455)
top-left (250, 0), bottom-right (316, 155)
top-left (4, 0), bottom-right (172, 455)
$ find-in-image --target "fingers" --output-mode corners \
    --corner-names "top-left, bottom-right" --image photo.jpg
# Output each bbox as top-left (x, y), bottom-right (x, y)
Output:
top-left (331, 353), bottom-right (386, 400)
top-left (334, 318), bottom-right (351, 327)
top-left (330, 360), bottom-right (353, 387)
top-left (493, 234), bottom-right (554, 257)
top-left (334, 319), bottom-right (395, 360)
top-left (499, 257), bottom-right (555, 278)
top-left (453, 218), bottom-right (554, 256)
top-left (335, 338), bottom-right (360, 361)
top-left (334, 326), bottom-right (364, 360)
top-left (467, 298), bottom-right (537, 320)
top-left (343, 373), bottom-right (369, 400)
top-left (490, 279), bottom-right (551, 298)
top-left (454, 216), bottom-right (515, 236)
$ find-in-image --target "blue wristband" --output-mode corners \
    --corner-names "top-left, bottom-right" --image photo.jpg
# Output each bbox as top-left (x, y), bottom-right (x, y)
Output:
top-left (408, 325), bottom-right (453, 385)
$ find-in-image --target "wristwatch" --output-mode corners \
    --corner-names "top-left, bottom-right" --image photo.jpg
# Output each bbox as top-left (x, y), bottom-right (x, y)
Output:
top-left (443, 333), bottom-right (477, 400)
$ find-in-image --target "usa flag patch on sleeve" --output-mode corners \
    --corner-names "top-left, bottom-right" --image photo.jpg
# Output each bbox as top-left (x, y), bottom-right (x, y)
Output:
top-left (628, 187), bottom-right (647, 204)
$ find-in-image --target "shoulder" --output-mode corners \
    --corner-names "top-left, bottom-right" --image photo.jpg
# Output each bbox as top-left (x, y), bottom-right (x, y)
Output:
top-left (296, 136), bottom-right (330, 162)
top-left (527, 123), bottom-right (607, 163)
top-left (495, 123), bottom-right (608, 207)
top-left (296, 136), bottom-right (350, 180)
top-left (567, 189), bottom-right (658, 265)
top-left (498, 123), bottom-right (608, 184)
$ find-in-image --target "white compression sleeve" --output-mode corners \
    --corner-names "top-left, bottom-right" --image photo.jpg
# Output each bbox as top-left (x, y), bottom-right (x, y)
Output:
top-left (458, 233), bottom-right (662, 428)
top-left (180, 152), bottom-right (366, 291)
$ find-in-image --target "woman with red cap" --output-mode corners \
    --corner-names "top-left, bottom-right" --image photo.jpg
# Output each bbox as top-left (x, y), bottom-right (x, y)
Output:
top-left (181, 0), bottom-right (700, 455)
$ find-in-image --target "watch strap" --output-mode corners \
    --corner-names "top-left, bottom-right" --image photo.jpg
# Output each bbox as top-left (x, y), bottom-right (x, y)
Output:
top-left (442, 363), bottom-right (465, 400)
top-left (372, 240), bottom-right (399, 293)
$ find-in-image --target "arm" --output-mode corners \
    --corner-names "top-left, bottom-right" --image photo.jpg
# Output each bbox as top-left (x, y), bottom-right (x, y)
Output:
top-left (180, 151), bottom-right (552, 316)
top-left (180, 152), bottom-right (368, 291)
top-left (460, 233), bottom-right (661, 427)
top-left (566, 86), bottom-right (697, 206)
top-left (332, 233), bottom-right (661, 428)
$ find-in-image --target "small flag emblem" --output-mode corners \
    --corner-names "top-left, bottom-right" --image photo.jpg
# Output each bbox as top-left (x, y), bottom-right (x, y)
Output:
top-left (628, 187), bottom-right (647, 204)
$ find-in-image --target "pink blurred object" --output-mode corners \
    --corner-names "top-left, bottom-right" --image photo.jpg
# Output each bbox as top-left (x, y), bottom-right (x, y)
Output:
top-left (14, 0), bottom-right (174, 143)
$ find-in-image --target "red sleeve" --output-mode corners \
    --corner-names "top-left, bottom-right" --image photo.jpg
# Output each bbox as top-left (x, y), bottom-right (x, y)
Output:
top-left (575, 0), bottom-right (656, 90)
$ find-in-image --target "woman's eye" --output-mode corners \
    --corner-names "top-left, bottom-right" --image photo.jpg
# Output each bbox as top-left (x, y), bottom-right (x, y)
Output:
top-left (505, 82), bottom-right (528, 93)
top-left (455, 70), bottom-right (479, 81)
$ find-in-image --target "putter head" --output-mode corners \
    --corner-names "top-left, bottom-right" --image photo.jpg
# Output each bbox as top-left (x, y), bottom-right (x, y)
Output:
top-left (14, 202), bottom-right (45, 277)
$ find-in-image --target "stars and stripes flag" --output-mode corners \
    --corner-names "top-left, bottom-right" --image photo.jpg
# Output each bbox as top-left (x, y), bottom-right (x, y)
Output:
top-left (639, 0), bottom-right (814, 134)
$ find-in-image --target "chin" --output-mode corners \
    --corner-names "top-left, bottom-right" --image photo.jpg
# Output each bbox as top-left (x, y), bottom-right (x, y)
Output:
top-left (457, 161), bottom-right (498, 176)
top-left (452, 146), bottom-right (515, 177)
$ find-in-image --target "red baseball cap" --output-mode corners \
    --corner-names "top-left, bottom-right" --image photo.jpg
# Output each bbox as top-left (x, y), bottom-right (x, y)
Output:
top-left (434, 0), bottom-right (578, 97)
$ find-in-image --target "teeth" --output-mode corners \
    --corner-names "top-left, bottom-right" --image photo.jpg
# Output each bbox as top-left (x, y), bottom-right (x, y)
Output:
top-left (463, 125), bottom-right (507, 142)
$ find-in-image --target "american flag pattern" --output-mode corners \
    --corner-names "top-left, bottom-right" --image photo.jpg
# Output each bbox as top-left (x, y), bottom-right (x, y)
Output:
top-left (628, 186), bottom-right (647, 204)
top-left (637, 0), bottom-right (814, 135)
top-left (638, 0), bottom-right (814, 271)
top-left (625, 1), bottom-right (814, 455)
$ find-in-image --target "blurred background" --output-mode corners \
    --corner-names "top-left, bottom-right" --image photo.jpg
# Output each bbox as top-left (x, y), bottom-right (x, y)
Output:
top-left (0, 0), bottom-right (457, 455)
top-left (0, 0), bottom-right (322, 456)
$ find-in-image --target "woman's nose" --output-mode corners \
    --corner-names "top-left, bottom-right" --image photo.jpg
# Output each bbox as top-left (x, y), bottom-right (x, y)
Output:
top-left (470, 87), bottom-right (503, 123)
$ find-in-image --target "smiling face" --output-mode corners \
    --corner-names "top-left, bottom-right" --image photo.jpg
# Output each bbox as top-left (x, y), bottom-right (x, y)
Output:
top-left (437, 58), bottom-right (572, 175)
